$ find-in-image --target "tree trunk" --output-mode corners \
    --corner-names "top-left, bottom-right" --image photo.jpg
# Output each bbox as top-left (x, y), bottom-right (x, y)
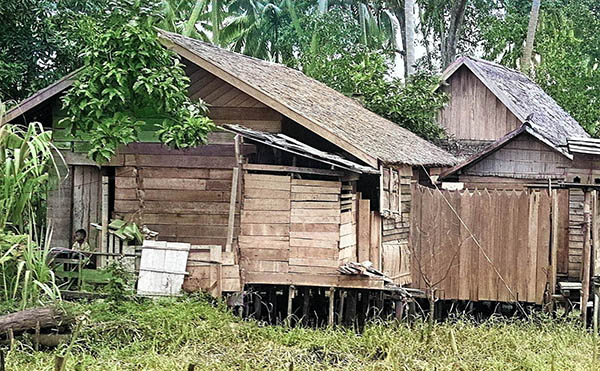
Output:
top-left (0, 307), bottom-right (71, 334)
top-left (405, 0), bottom-right (416, 76)
top-left (521, 0), bottom-right (541, 75)
top-left (441, 0), bottom-right (469, 69)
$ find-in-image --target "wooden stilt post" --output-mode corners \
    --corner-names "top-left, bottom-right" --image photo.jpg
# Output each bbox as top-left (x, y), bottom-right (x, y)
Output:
top-left (269, 288), bottom-right (278, 324)
top-left (345, 290), bottom-right (357, 327)
top-left (395, 299), bottom-right (404, 320)
top-left (328, 287), bottom-right (335, 327)
top-left (253, 292), bottom-right (262, 320)
top-left (582, 190), bottom-right (593, 325)
top-left (337, 290), bottom-right (345, 325)
top-left (302, 287), bottom-right (310, 326)
top-left (286, 286), bottom-right (294, 326)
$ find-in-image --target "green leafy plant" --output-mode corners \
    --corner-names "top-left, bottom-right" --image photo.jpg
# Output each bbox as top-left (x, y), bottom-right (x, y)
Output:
top-left (101, 260), bottom-right (134, 303)
top-left (0, 102), bottom-right (61, 234)
top-left (61, 8), bottom-right (214, 163)
top-left (0, 230), bottom-right (61, 310)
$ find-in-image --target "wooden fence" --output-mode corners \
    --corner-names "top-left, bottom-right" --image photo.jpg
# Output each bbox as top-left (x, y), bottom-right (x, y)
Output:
top-left (410, 185), bottom-right (551, 304)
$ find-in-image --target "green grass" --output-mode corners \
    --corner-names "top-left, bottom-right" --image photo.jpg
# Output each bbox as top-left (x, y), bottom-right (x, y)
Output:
top-left (4, 296), bottom-right (600, 370)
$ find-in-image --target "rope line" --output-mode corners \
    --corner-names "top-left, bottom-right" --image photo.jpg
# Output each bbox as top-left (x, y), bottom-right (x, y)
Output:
top-left (419, 165), bottom-right (530, 318)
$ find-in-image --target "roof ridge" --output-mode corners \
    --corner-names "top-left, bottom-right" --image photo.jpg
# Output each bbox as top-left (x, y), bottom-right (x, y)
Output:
top-left (157, 28), bottom-right (286, 68)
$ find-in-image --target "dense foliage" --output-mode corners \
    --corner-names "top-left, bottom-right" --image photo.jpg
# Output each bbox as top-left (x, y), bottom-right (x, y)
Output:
top-left (2, 296), bottom-right (599, 369)
top-left (3, 1), bottom-right (600, 137)
top-left (61, 6), bottom-right (214, 163)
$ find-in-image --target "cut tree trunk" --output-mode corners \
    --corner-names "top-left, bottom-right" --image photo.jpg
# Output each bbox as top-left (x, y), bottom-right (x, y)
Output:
top-left (0, 307), bottom-right (71, 334)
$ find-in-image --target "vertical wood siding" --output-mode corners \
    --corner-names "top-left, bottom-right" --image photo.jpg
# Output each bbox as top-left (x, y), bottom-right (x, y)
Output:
top-left (438, 66), bottom-right (522, 141)
top-left (410, 185), bottom-right (552, 304)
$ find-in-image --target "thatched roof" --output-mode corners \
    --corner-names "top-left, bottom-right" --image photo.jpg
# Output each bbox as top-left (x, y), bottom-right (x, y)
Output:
top-left (442, 56), bottom-right (589, 156)
top-left (158, 30), bottom-right (456, 167)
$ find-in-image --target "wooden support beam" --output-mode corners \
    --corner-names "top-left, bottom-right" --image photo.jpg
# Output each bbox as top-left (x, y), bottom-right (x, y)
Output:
top-left (395, 300), bottom-right (404, 321)
top-left (582, 190), bottom-right (593, 325)
top-left (550, 189), bottom-right (559, 296)
top-left (268, 288), bottom-right (277, 324)
top-left (100, 176), bottom-right (109, 268)
top-left (225, 167), bottom-right (240, 252)
top-left (328, 287), bottom-right (335, 327)
top-left (593, 191), bottom-right (600, 333)
top-left (242, 163), bottom-right (344, 177)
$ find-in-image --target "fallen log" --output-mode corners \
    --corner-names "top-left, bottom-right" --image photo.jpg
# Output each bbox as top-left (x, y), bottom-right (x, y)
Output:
top-left (0, 307), bottom-right (72, 334)
top-left (0, 333), bottom-right (70, 348)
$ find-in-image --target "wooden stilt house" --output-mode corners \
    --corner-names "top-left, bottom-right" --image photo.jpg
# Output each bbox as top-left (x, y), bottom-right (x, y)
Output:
top-left (408, 56), bottom-right (600, 310)
top-left (3, 30), bottom-right (456, 315)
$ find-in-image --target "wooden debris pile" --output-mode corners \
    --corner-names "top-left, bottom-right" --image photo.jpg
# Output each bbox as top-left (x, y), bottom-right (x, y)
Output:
top-left (338, 261), bottom-right (392, 283)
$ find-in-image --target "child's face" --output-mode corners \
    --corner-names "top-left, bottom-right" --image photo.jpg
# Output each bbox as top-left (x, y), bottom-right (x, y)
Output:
top-left (74, 232), bottom-right (85, 243)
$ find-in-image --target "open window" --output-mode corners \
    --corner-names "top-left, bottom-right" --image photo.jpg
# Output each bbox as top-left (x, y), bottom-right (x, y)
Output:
top-left (380, 166), bottom-right (401, 215)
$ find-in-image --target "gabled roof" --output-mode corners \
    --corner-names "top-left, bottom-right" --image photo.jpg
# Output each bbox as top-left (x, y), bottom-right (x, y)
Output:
top-left (3, 69), bottom-right (80, 124)
top-left (3, 30), bottom-right (457, 168)
top-left (441, 56), bottom-right (589, 157)
top-left (440, 122), bottom-right (572, 179)
top-left (158, 30), bottom-right (456, 167)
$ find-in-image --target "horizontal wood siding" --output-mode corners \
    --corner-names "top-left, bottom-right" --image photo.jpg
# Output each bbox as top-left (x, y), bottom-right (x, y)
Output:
top-left (438, 65), bottom-right (522, 141)
top-left (185, 62), bottom-right (283, 133)
top-left (113, 144), bottom-right (238, 247)
top-left (410, 185), bottom-right (551, 304)
top-left (568, 189), bottom-right (584, 280)
top-left (461, 133), bottom-right (570, 179)
top-left (239, 172), bottom-right (383, 288)
top-left (381, 167), bottom-right (413, 285)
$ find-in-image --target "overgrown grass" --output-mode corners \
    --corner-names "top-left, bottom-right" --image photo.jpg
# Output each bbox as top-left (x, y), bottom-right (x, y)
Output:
top-left (4, 296), bottom-right (600, 370)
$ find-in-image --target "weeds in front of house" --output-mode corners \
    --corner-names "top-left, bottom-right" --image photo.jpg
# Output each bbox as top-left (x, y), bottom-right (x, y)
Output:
top-left (2, 295), bottom-right (598, 370)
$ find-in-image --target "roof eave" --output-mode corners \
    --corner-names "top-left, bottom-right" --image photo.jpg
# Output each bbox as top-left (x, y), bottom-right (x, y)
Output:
top-left (157, 31), bottom-right (380, 169)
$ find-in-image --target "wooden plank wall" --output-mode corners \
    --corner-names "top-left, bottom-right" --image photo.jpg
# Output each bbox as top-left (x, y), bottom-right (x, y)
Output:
top-left (47, 164), bottom-right (73, 248)
top-left (239, 173), bottom-right (292, 284)
top-left (185, 61), bottom-right (283, 133)
top-left (113, 143), bottom-right (240, 247)
top-left (339, 192), bottom-right (358, 264)
top-left (461, 133), bottom-right (570, 180)
top-left (410, 185), bottom-right (552, 304)
top-left (569, 188), bottom-right (584, 280)
top-left (381, 167), bottom-right (413, 285)
top-left (438, 65), bottom-right (522, 141)
top-left (71, 166), bottom-right (102, 250)
top-left (239, 173), bottom-right (344, 286)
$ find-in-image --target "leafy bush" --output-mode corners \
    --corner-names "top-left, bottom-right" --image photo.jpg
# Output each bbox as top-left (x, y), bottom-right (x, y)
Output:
top-left (62, 12), bottom-right (215, 163)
